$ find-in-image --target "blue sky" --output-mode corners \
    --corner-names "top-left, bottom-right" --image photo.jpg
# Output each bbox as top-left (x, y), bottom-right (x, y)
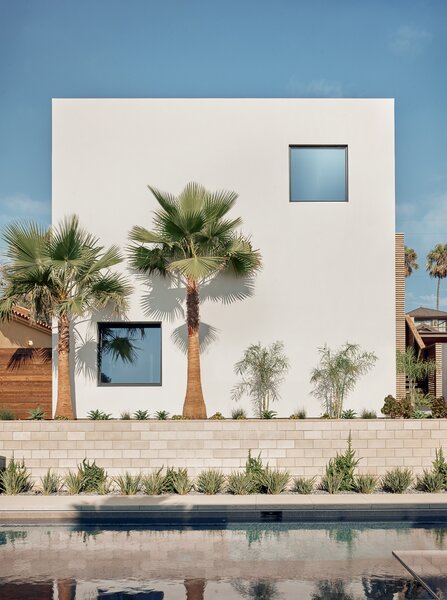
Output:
top-left (1, 0), bottom-right (446, 310)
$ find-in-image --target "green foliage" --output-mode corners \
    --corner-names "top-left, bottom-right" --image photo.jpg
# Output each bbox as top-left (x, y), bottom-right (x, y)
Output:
top-left (431, 397), bottom-right (447, 418)
top-left (171, 414), bottom-right (186, 420)
top-left (77, 459), bottom-right (108, 493)
top-left (87, 409), bottom-right (112, 420)
top-left (0, 458), bottom-right (34, 495)
top-left (142, 468), bottom-right (165, 495)
top-left (381, 467), bottom-right (413, 493)
top-left (260, 409), bottom-right (277, 419)
top-left (320, 469), bottom-right (344, 494)
top-left (28, 406), bottom-right (45, 420)
top-left (426, 243), bottom-right (447, 309)
top-left (433, 447), bottom-right (447, 489)
top-left (231, 407), bottom-right (247, 419)
top-left (162, 467), bottom-right (193, 495)
top-left (232, 341), bottom-right (289, 417)
top-left (292, 476), bottom-right (316, 494)
top-left (353, 474), bottom-right (378, 494)
top-left (0, 409), bottom-right (16, 420)
top-left (321, 434), bottom-right (360, 492)
top-left (114, 472), bottom-right (142, 495)
top-left (290, 408), bottom-right (306, 419)
top-left (360, 409), bottom-right (377, 419)
top-left (405, 246), bottom-right (419, 278)
top-left (396, 347), bottom-right (436, 405)
top-left (257, 468), bottom-right (290, 494)
top-left (227, 472), bottom-right (257, 495)
top-left (40, 469), bottom-right (62, 495)
top-left (133, 409), bottom-right (150, 420)
top-left (381, 395), bottom-right (414, 418)
top-left (155, 410), bottom-right (169, 420)
top-left (54, 415), bottom-right (69, 420)
top-left (310, 343), bottom-right (377, 418)
top-left (209, 412), bottom-right (225, 420)
top-left (416, 469), bottom-right (445, 492)
top-left (245, 449), bottom-right (266, 492)
top-left (64, 471), bottom-right (84, 494)
top-left (341, 409), bottom-right (357, 419)
top-left (196, 469), bottom-right (226, 494)
top-left (120, 411), bottom-right (131, 420)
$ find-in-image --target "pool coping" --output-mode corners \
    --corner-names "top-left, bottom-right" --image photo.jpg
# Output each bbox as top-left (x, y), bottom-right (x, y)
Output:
top-left (1, 494), bottom-right (447, 524)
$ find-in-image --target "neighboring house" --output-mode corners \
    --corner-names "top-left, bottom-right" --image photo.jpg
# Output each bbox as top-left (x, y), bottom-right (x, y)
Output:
top-left (405, 307), bottom-right (447, 398)
top-left (0, 306), bottom-right (52, 418)
top-left (52, 98), bottom-right (397, 417)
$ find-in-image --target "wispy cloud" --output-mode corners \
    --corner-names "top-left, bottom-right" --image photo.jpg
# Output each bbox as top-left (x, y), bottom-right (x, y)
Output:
top-left (389, 25), bottom-right (432, 56)
top-left (286, 77), bottom-right (344, 98)
top-left (0, 194), bottom-right (50, 222)
top-left (398, 190), bottom-right (447, 251)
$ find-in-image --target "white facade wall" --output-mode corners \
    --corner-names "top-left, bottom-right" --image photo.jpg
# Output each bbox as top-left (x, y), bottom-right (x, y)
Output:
top-left (52, 99), bottom-right (396, 418)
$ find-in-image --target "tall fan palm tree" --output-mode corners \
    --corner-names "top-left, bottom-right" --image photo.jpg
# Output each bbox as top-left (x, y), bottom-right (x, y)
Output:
top-left (404, 246), bottom-right (418, 278)
top-left (426, 243), bottom-right (447, 310)
top-left (0, 215), bottom-right (132, 419)
top-left (128, 182), bottom-right (262, 419)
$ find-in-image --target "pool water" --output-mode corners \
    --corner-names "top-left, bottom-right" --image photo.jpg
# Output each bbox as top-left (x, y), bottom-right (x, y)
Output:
top-left (0, 522), bottom-right (446, 599)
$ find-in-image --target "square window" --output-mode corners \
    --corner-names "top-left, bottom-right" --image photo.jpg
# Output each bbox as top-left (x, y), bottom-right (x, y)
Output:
top-left (98, 322), bottom-right (161, 386)
top-left (290, 146), bottom-right (348, 202)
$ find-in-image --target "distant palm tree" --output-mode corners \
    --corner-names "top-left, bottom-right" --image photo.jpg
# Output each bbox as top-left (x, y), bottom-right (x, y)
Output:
top-left (128, 182), bottom-right (262, 419)
top-left (404, 246), bottom-right (418, 278)
top-left (0, 216), bottom-right (132, 418)
top-left (426, 243), bottom-right (447, 310)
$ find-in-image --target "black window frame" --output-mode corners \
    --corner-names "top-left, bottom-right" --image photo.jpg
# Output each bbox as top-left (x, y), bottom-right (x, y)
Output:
top-left (97, 321), bottom-right (162, 387)
top-left (289, 144), bottom-right (349, 203)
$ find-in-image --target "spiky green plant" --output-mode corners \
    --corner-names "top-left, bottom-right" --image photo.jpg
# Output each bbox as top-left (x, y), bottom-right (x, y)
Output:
top-left (196, 469), bottom-right (226, 494)
top-left (231, 407), bottom-right (247, 419)
top-left (87, 409), bottom-right (112, 420)
top-left (292, 476), bottom-right (316, 494)
top-left (0, 409), bottom-right (16, 420)
top-left (353, 474), bottom-right (378, 494)
top-left (321, 434), bottom-right (360, 492)
top-left (360, 409), bottom-right (377, 419)
top-left (28, 406), bottom-right (45, 420)
top-left (0, 215), bottom-right (132, 418)
top-left (77, 459), bottom-right (107, 493)
top-left (381, 467), bottom-right (414, 493)
top-left (128, 182), bottom-right (262, 419)
top-left (120, 411), bottom-right (131, 420)
top-left (40, 469), bottom-right (62, 495)
top-left (227, 472), bottom-right (257, 495)
top-left (433, 447), bottom-right (447, 489)
top-left (155, 410), bottom-right (169, 420)
top-left (341, 409), bottom-right (357, 419)
top-left (0, 458), bottom-right (34, 494)
top-left (133, 409), bottom-right (150, 420)
top-left (416, 469), bottom-right (445, 493)
top-left (320, 470), bottom-right (344, 494)
top-left (257, 468), bottom-right (290, 494)
top-left (162, 467), bottom-right (193, 495)
top-left (114, 472), bottom-right (142, 495)
top-left (142, 468), bottom-right (165, 495)
top-left (64, 471), bottom-right (84, 495)
top-left (290, 408), bottom-right (306, 419)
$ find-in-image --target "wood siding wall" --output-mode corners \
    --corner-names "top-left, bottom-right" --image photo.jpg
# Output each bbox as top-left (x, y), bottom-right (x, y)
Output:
top-left (0, 348), bottom-right (52, 418)
top-left (395, 233), bottom-right (406, 398)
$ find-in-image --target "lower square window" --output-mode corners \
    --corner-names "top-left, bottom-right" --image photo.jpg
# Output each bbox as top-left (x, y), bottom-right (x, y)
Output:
top-left (98, 322), bottom-right (161, 386)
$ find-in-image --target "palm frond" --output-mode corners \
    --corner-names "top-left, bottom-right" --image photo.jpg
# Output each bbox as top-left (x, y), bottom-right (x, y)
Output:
top-left (168, 256), bottom-right (226, 280)
top-left (129, 226), bottom-right (165, 244)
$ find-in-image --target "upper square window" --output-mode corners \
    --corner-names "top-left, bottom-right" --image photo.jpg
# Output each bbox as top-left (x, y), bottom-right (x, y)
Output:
top-left (289, 146), bottom-right (348, 202)
top-left (98, 322), bottom-right (161, 386)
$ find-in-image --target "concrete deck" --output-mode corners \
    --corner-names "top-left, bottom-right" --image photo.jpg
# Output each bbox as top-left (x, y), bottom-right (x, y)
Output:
top-left (1, 493), bottom-right (447, 524)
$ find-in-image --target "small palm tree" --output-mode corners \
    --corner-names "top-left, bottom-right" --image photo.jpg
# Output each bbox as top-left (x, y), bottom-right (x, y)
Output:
top-left (128, 182), bottom-right (262, 419)
top-left (0, 216), bottom-right (132, 418)
top-left (426, 243), bottom-right (447, 310)
top-left (404, 246), bottom-right (418, 278)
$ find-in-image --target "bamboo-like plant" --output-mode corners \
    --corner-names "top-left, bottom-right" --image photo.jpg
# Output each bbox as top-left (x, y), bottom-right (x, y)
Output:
top-left (128, 182), bottom-right (262, 419)
top-left (396, 347), bottom-right (436, 405)
top-left (0, 216), bottom-right (132, 418)
top-left (310, 343), bottom-right (377, 419)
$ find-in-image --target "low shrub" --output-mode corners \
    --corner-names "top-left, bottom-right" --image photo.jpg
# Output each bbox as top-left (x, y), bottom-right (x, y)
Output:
top-left (353, 474), bottom-right (378, 494)
top-left (320, 469), bottom-right (344, 494)
top-left (78, 459), bottom-right (108, 493)
top-left (120, 411), bottom-right (131, 420)
top-left (431, 397), bottom-right (447, 418)
top-left (171, 414), bottom-right (186, 420)
top-left (260, 409), bottom-right (277, 419)
top-left (0, 458), bottom-right (34, 495)
top-left (142, 468), bottom-right (165, 495)
top-left (114, 472), bottom-right (142, 495)
top-left (227, 472), bottom-right (256, 495)
top-left (360, 409), bottom-right (377, 419)
top-left (231, 408), bottom-right (247, 420)
top-left (245, 450), bottom-right (267, 492)
top-left (258, 468), bottom-right (290, 494)
top-left (322, 434), bottom-right (360, 492)
top-left (64, 471), bottom-right (84, 494)
top-left (290, 408), bottom-right (306, 419)
top-left (162, 468), bottom-right (193, 495)
top-left (292, 476), bottom-right (316, 494)
top-left (28, 406), bottom-right (45, 420)
top-left (381, 395), bottom-right (414, 419)
top-left (155, 410), bottom-right (169, 420)
top-left (432, 447), bottom-right (447, 489)
top-left (87, 409), bottom-right (112, 420)
top-left (40, 469), bottom-right (63, 495)
top-left (341, 409), bottom-right (357, 419)
top-left (416, 469), bottom-right (445, 493)
top-left (54, 415), bottom-right (69, 420)
top-left (196, 469), bottom-right (226, 494)
top-left (0, 409), bottom-right (16, 420)
top-left (133, 409), bottom-right (150, 420)
top-left (381, 467), bottom-right (413, 493)
top-left (209, 412), bottom-right (225, 420)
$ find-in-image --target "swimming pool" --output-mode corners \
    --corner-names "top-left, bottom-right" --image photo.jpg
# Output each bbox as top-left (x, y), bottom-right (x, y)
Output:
top-left (1, 523), bottom-right (445, 598)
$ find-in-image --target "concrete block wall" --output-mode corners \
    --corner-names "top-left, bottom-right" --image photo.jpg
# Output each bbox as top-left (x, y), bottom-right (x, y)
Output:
top-left (0, 419), bottom-right (446, 481)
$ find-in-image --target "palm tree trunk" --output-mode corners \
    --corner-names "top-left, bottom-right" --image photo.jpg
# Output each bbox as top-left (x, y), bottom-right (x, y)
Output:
top-left (437, 278), bottom-right (440, 310)
top-left (183, 279), bottom-right (207, 419)
top-left (184, 578), bottom-right (206, 600)
top-left (55, 314), bottom-right (75, 419)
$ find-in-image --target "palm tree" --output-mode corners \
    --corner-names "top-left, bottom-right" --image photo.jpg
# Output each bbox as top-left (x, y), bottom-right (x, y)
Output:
top-left (426, 243), bottom-right (447, 310)
top-left (404, 246), bottom-right (418, 278)
top-left (128, 182), bottom-right (262, 419)
top-left (0, 216), bottom-right (132, 419)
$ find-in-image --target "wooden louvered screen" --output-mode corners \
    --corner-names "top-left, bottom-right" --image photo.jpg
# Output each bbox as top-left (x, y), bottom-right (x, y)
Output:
top-left (395, 233), bottom-right (406, 399)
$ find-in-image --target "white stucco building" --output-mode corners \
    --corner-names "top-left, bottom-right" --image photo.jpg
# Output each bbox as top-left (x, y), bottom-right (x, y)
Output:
top-left (52, 98), bottom-right (396, 417)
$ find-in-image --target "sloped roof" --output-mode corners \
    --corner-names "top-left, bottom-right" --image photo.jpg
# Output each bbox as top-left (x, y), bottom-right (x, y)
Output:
top-left (10, 306), bottom-right (52, 333)
top-left (407, 306), bottom-right (447, 319)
